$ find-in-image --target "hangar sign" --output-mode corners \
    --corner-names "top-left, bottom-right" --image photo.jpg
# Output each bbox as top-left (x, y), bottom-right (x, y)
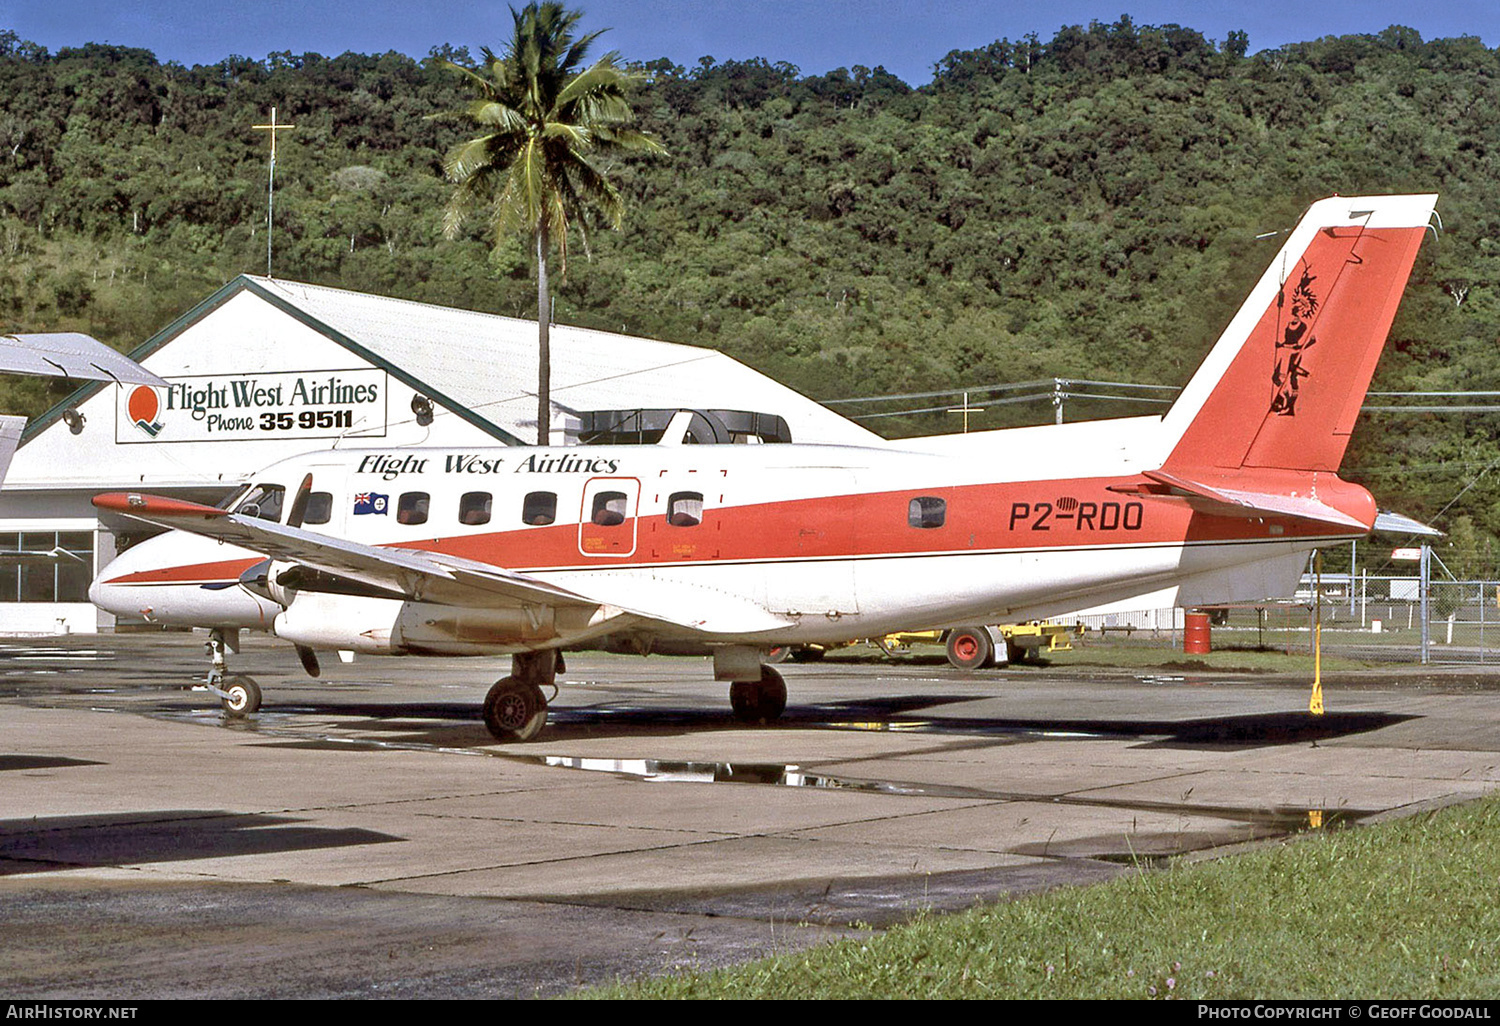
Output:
top-left (115, 368), bottom-right (388, 444)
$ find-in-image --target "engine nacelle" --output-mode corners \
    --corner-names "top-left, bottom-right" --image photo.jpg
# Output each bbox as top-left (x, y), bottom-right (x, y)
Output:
top-left (237, 557), bottom-right (303, 609)
top-left (272, 592), bottom-right (605, 655)
top-left (273, 593), bottom-right (403, 653)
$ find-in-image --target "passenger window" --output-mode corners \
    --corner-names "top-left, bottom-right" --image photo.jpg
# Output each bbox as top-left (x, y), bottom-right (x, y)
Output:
top-left (667, 491), bottom-right (703, 527)
top-left (522, 491), bottom-right (557, 526)
top-left (236, 483), bottom-right (286, 523)
top-left (303, 492), bottom-right (333, 526)
top-left (397, 492), bottom-right (430, 526)
top-left (459, 491), bottom-right (492, 526)
top-left (908, 496), bottom-right (946, 529)
top-left (591, 491), bottom-right (628, 527)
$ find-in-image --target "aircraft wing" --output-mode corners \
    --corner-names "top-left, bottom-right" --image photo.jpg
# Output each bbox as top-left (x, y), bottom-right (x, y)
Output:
top-left (91, 492), bottom-right (793, 636)
top-left (0, 415), bottom-right (23, 485)
top-left (1141, 469), bottom-right (1371, 530)
top-left (0, 333), bottom-right (167, 385)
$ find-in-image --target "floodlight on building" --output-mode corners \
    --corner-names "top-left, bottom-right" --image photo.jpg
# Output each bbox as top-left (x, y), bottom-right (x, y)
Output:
top-left (411, 394), bottom-right (434, 426)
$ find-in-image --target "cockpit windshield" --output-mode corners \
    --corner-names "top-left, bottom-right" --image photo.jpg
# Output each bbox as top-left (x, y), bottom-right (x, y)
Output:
top-left (235, 483), bottom-right (286, 523)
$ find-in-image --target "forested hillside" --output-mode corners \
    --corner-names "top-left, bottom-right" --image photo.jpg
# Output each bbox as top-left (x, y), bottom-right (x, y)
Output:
top-left (0, 18), bottom-right (1498, 559)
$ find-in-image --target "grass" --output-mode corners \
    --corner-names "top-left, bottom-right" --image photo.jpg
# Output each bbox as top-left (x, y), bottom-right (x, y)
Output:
top-left (579, 795), bottom-right (1500, 999)
top-left (1042, 643), bottom-right (1375, 674)
top-left (833, 639), bottom-right (1377, 674)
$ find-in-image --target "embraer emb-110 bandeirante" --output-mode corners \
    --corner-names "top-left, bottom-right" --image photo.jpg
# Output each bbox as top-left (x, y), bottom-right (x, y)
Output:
top-left (90, 194), bottom-right (1438, 741)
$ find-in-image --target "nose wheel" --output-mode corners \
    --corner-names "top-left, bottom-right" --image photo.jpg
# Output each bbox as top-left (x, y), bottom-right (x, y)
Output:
top-left (200, 628), bottom-right (263, 717)
top-left (221, 675), bottom-right (262, 716)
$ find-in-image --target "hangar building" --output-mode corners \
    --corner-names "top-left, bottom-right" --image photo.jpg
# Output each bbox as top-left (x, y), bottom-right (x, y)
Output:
top-left (0, 275), bottom-right (876, 634)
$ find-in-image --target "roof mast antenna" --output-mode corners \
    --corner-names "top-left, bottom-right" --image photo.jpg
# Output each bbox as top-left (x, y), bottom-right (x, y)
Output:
top-left (253, 107), bottom-right (297, 277)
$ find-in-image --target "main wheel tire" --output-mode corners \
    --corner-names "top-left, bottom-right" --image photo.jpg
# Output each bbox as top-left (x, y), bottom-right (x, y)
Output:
top-left (789, 646), bottom-right (825, 663)
top-left (222, 675), bottom-right (262, 716)
top-left (945, 627), bottom-right (994, 670)
top-left (765, 645), bottom-right (792, 664)
top-left (730, 666), bottom-right (788, 724)
top-left (483, 676), bottom-right (548, 742)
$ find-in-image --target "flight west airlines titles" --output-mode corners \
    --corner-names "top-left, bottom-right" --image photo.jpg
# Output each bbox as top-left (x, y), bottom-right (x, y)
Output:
top-left (359, 452), bottom-right (622, 479)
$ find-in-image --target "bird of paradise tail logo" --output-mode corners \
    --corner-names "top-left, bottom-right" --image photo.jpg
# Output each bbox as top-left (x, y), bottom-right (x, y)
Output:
top-left (127, 385), bottom-right (165, 437)
top-left (1270, 266), bottom-right (1319, 416)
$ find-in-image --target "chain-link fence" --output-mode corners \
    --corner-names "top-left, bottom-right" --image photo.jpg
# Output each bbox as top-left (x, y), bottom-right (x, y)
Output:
top-left (1074, 570), bottom-right (1500, 664)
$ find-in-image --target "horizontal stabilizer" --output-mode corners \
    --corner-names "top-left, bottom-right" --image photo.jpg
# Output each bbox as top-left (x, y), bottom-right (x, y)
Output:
top-left (1373, 510), bottom-right (1443, 537)
top-left (1142, 468), bottom-right (1372, 530)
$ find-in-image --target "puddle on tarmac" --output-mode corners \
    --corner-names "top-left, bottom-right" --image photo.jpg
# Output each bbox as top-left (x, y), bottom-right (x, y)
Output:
top-left (534, 756), bottom-right (925, 793)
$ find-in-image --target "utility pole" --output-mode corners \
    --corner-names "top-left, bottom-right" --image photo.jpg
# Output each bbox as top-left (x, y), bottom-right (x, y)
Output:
top-left (253, 107), bottom-right (297, 277)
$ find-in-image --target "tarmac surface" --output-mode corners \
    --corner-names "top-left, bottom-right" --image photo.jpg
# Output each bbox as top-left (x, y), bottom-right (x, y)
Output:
top-left (3, 632), bottom-right (1500, 998)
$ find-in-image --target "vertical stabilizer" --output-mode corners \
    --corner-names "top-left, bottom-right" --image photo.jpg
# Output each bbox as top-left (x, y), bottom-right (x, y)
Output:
top-left (1159, 194), bottom-right (1435, 475)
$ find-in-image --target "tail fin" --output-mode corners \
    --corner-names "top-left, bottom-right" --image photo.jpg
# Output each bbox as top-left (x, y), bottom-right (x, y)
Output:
top-left (1160, 194), bottom-right (1435, 475)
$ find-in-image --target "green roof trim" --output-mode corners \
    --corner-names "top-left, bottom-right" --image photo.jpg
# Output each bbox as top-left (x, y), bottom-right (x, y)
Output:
top-left (22, 275), bottom-right (526, 447)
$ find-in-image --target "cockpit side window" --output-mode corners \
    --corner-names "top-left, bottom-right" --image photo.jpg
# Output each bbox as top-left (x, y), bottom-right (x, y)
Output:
top-left (236, 483), bottom-right (286, 523)
top-left (303, 492), bottom-right (333, 526)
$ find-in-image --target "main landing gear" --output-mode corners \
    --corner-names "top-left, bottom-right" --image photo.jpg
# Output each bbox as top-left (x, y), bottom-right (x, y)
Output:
top-left (203, 628), bottom-right (262, 717)
top-left (715, 646), bottom-right (788, 726)
top-left (729, 665), bottom-right (787, 724)
top-left (482, 650), bottom-right (562, 742)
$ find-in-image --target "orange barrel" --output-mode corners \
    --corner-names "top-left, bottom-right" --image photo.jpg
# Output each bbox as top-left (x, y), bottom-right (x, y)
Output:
top-left (1183, 612), bottom-right (1211, 654)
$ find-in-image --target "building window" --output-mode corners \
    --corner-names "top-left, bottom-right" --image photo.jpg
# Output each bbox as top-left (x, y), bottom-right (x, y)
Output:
top-left (0, 531), bottom-right (94, 603)
top-left (667, 491), bottom-right (703, 527)
top-left (908, 496), bottom-right (946, 529)
top-left (459, 491), bottom-right (492, 526)
top-left (522, 491), bottom-right (556, 526)
top-left (303, 492), bottom-right (333, 526)
top-left (397, 492), bottom-right (430, 526)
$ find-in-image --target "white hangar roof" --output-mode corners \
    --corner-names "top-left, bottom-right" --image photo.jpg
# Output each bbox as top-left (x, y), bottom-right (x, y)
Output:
top-left (252, 277), bottom-right (876, 447)
top-left (9, 275), bottom-right (877, 493)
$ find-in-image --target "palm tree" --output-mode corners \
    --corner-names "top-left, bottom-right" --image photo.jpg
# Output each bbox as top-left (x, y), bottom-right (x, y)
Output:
top-left (436, 2), bottom-right (663, 445)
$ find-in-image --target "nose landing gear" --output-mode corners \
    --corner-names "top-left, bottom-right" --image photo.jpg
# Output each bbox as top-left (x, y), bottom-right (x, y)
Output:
top-left (201, 628), bottom-right (262, 716)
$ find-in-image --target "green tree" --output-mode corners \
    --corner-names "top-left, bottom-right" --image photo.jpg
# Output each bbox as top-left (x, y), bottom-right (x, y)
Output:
top-left (435, 1), bottom-right (663, 443)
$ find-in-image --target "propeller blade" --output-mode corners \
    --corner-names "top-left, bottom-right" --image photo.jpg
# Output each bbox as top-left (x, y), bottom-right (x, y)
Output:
top-left (295, 644), bottom-right (321, 678)
top-left (286, 473), bottom-right (314, 529)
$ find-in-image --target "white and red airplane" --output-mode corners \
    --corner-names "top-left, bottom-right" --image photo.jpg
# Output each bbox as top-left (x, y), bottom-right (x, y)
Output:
top-left (89, 194), bottom-right (1437, 740)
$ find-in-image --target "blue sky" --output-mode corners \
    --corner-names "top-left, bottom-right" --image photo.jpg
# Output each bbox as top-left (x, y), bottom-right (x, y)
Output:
top-left (1, 1), bottom-right (1495, 85)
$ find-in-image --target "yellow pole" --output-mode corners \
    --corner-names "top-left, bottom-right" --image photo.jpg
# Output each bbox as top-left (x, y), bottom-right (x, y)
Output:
top-left (1310, 551), bottom-right (1325, 715)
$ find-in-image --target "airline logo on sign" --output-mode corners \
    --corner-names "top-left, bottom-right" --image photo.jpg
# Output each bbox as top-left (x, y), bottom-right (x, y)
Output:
top-left (127, 386), bottom-right (165, 437)
top-left (115, 369), bottom-right (388, 444)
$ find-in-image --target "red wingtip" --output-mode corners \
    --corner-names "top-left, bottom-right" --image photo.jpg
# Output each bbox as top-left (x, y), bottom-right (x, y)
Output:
top-left (92, 492), bottom-right (228, 517)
